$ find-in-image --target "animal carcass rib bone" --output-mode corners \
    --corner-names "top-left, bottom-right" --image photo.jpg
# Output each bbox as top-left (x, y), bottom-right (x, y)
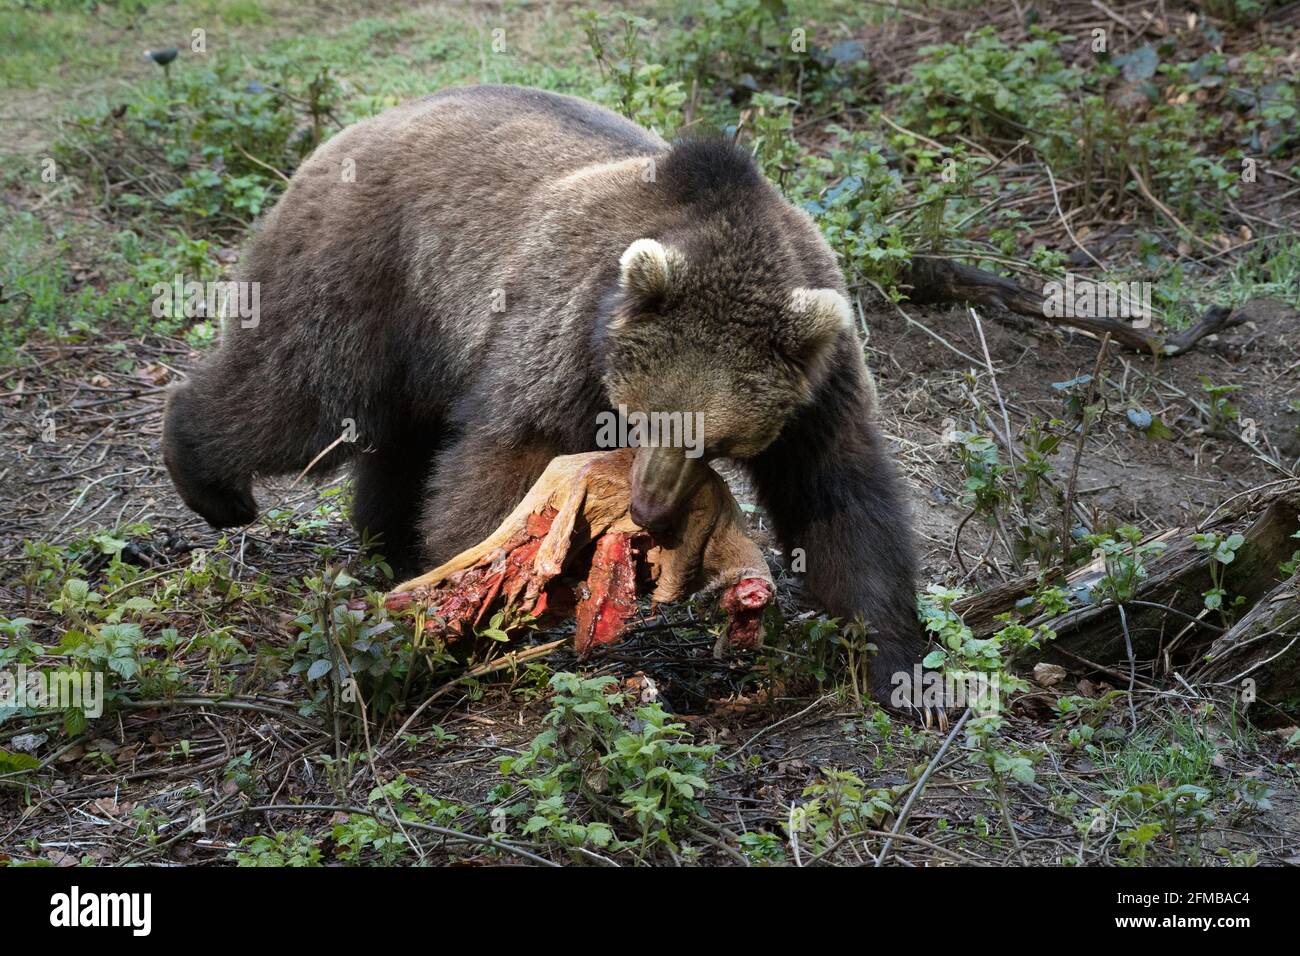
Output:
top-left (384, 449), bottom-right (773, 655)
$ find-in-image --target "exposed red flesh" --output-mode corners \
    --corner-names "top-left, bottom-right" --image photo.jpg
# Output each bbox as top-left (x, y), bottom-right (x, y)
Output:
top-left (383, 507), bottom-right (559, 638)
top-left (385, 451), bottom-right (774, 658)
top-left (573, 531), bottom-right (641, 656)
top-left (719, 576), bottom-right (773, 649)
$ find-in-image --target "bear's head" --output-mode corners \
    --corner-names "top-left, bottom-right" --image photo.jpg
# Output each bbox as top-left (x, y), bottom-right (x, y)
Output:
top-left (601, 234), bottom-right (854, 534)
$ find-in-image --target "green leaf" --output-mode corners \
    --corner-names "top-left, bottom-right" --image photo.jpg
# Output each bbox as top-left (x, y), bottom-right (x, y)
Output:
top-left (1117, 45), bottom-right (1158, 82)
top-left (0, 749), bottom-right (40, 773)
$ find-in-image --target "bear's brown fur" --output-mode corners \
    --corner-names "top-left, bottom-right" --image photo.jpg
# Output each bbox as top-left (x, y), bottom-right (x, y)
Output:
top-left (162, 84), bottom-right (923, 700)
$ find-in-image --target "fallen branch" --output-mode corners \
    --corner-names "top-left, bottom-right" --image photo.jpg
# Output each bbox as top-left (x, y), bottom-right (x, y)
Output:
top-left (955, 487), bottom-right (1300, 688)
top-left (902, 256), bottom-right (1244, 355)
top-left (1196, 573), bottom-right (1300, 707)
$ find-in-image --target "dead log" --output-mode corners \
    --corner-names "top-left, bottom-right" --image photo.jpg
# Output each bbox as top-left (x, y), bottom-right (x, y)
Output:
top-left (1196, 573), bottom-right (1300, 707)
top-left (902, 256), bottom-right (1244, 355)
top-left (954, 486), bottom-right (1300, 679)
top-left (385, 449), bottom-right (773, 656)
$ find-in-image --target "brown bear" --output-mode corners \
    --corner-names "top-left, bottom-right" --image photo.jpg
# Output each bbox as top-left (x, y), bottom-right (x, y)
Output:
top-left (162, 84), bottom-right (923, 702)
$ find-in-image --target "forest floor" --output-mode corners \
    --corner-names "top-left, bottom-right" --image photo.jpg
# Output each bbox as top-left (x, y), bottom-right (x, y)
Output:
top-left (2, 0), bottom-right (1299, 866)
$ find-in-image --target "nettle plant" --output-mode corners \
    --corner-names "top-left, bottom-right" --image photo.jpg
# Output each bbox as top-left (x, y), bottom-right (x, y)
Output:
top-left (1190, 530), bottom-right (1246, 620)
top-left (577, 10), bottom-right (685, 136)
top-left (289, 569), bottom-right (412, 723)
top-left (785, 768), bottom-right (897, 858)
top-left (791, 127), bottom-right (994, 298)
top-left (948, 419), bottom-right (1066, 569)
top-left (1106, 782), bottom-right (1215, 864)
top-left (228, 829), bottom-right (324, 867)
top-left (919, 584), bottom-right (1058, 686)
top-left (918, 586), bottom-right (1063, 808)
top-left (952, 431), bottom-right (1008, 523)
top-left (1084, 525), bottom-right (1168, 605)
top-left (498, 673), bottom-right (717, 854)
top-left (331, 775), bottom-right (467, 865)
top-left (892, 27), bottom-right (1081, 143)
top-left (1199, 376), bottom-right (1242, 435)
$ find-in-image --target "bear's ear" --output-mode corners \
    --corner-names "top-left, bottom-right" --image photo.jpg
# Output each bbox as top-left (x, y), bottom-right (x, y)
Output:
top-left (785, 287), bottom-right (852, 373)
top-left (618, 238), bottom-right (681, 305)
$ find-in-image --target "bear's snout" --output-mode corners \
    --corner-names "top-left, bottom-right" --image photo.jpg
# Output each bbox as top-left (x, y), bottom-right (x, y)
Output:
top-left (629, 445), bottom-right (709, 534)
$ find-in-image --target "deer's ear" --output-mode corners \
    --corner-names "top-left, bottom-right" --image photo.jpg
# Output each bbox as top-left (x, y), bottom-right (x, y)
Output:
top-left (618, 238), bottom-right (682, 304)
top-left (785, 288), bottom-right (853, 372)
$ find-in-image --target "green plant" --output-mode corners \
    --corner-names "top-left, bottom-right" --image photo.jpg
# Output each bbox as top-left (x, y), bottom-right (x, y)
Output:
top-left (500, 672), bottom-right (717, 853)
top-left (289, 569), bottom-right (412, 724)
top-left (745, 91), bottom-right (801, 185)
top-left (577, 10), bottom-right (685, 134)
top-left (759, 610), bottom-right (886, 708)
top-left (222, 751), bottom-right (258, 798)
top-left (785, 768), bottom-right (896, 857)
top-left (1012, 418), bottom-right (1065, 566)
top-left (1190, 530), bottom-right (1246, 620)
top-left (1108, 783), bottom-right (1214, 863)
top-left (1199, 377), bottom-right (1242, 435)
top-left (889, 25), bottom-right (1254, 225)
top-left (1085, 525), bottom-right (1168, 604)
top-left (1280, 530), bottom-right (1300, 577)
top-left (330, 775), bottom-right (466, 865)
top-left (54, 57), bottom-right (339, 236)
top-left (918, 586), bottom-right (1055, 706)
top-left (792, 128), bottom-right (922, 293)
top-left (228, 829), bottom-right (324, 867)
top-left (660, 0), bottom-right (869, 116)
top-left (737, 830), bottom-right (787, 864)
top-left (894, 27), bottom-right (1080, 142)
top-left (948, 418), bottom-right (1067, 569)
top-left (1076, 708), bottom-right (1260, 863)
top-left (952, 431), bottom-right (1008, 521)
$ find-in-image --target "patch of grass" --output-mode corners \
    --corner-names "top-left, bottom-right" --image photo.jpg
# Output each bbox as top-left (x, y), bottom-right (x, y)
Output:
top-left (0, 8), bottom-right (75, 89)
top-left (0, 0), bottom-right (282, 91)
top-left (1072, 706), bottom-right (1271, 864)
top-left (0, 209), bottom-right (218, 359)
top-left (1102, 712), bottom-right (1226, 790)
top-left (209, 0), bottom-right (267, 26)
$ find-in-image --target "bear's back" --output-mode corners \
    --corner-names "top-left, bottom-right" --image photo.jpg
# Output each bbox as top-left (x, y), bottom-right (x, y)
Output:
top-left (245, 84), bottom-right (669, 298)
